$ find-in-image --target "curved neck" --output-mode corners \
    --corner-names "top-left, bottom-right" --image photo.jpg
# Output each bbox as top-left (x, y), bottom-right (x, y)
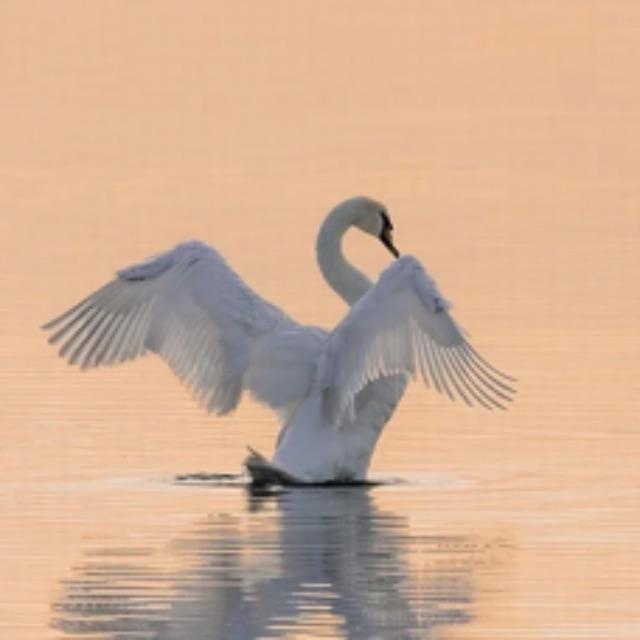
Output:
top-left (316, 208), bottom-right (372, 306)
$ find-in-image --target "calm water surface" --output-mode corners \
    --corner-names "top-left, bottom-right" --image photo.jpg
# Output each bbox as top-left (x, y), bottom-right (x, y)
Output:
top-left (52, 483), bottom-right (505, 639)
top-left (1, 2), bottom-right (639, 639)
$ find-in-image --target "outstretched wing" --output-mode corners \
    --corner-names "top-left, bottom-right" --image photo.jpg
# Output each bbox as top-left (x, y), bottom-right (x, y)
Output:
top-left (43, 241), bottom-right (301, 416)
top-left (320, 255), bottom-right (516, 425)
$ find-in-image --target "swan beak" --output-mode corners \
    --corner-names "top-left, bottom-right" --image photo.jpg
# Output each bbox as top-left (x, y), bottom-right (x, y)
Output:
top-left (380, 228), bottom-right (400, 258)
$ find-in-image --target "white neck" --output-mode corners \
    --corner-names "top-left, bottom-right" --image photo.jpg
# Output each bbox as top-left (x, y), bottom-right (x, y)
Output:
top-left (316, 205), bottom-right (372, 306)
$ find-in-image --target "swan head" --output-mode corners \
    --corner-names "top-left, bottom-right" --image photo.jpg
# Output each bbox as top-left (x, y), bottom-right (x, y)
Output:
top-left (337, 196), bottom-right (400, 258)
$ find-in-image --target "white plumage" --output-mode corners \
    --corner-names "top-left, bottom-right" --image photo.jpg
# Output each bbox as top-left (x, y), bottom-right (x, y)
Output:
top-left (44, 196), bottom-right (515, 483)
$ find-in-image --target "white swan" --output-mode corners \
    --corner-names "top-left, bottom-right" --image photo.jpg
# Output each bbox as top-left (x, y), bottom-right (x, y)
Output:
top-left (43, 196), bottom-right (515, 484)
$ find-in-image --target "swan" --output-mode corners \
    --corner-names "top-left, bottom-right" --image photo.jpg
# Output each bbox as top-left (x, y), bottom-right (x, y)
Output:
top-left (43, 196), bottom-right (515, 484)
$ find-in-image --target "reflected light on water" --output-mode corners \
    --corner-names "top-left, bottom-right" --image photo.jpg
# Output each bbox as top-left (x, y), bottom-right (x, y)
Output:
top-left (52, 487), bottom-right (507, 639)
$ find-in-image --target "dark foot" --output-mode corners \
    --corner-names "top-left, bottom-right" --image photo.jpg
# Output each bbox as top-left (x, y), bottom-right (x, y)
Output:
top-left (244, 447), bottom-right (301, 487)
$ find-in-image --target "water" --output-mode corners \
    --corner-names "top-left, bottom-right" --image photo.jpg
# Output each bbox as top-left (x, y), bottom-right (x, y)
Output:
top-left (1, 2), bottom-right (640, 638)
top-left (52, 483), bottom-right (502, 639)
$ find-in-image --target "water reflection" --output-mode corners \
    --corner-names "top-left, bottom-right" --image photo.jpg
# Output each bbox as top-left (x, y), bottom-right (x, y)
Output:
top-left (53, 487), bottom-right (504, 639)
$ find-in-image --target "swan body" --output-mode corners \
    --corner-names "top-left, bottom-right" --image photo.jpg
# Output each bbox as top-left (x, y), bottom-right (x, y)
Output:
top-left (44, 197), bottom-right (515, 483)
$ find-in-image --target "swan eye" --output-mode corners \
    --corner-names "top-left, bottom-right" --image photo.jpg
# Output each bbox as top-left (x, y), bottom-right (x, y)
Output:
top-left (380, 210), bottom-right (393, 231)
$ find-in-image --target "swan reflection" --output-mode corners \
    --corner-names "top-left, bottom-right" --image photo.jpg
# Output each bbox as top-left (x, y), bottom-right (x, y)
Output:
top-left (53, 487), bottom-right (504, 639)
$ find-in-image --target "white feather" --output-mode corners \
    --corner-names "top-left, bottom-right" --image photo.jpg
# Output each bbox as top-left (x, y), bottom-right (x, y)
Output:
top-left (44, 241), bottom-right (302, 416)
top-left (44, 197), bottom-right (515, 483)
top-left (319, 255), bottom-right (515, 425)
